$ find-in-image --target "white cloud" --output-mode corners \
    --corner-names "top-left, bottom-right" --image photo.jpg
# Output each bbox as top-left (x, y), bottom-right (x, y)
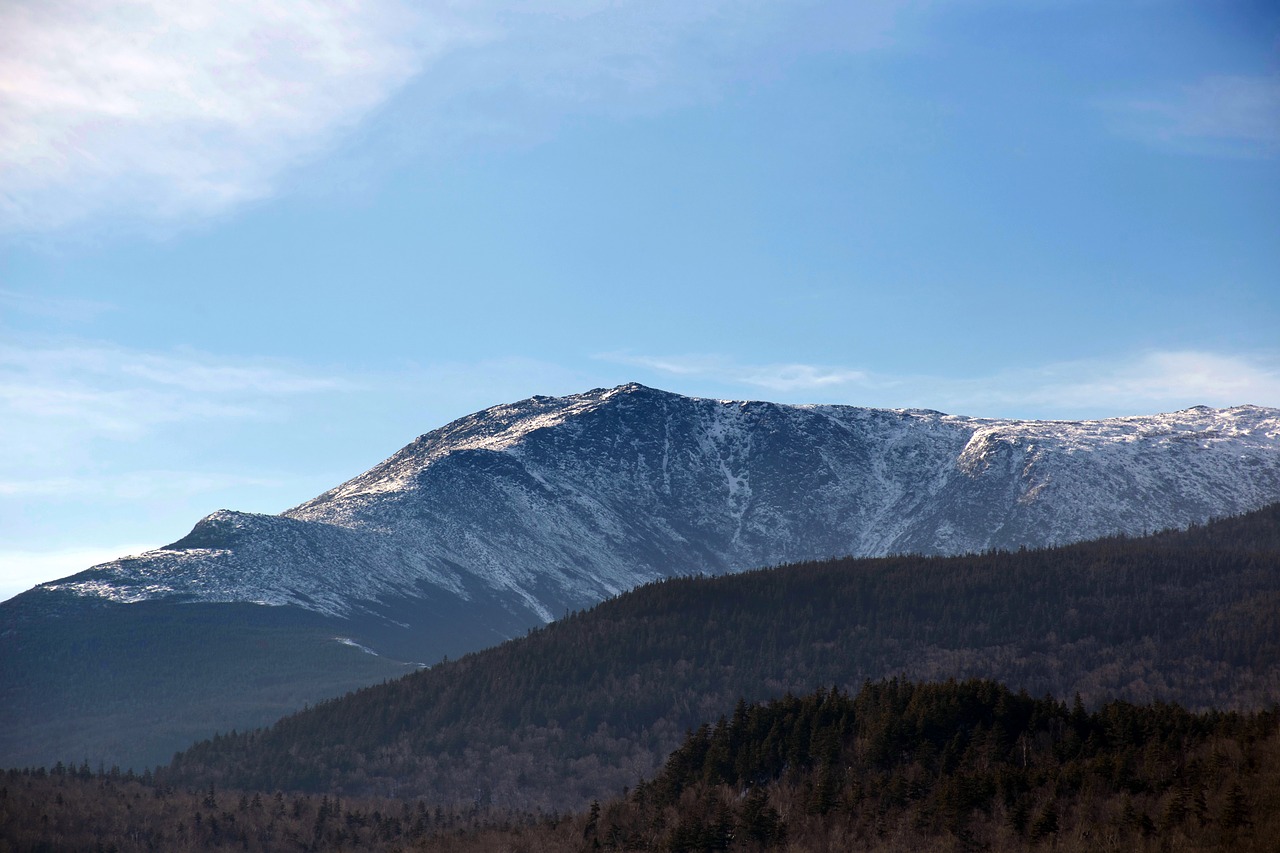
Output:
top-left (1, 0), bottom-right (911, 233)
top-left (605, 349), bottom-right (1280, 418)
top-left (0, 0), bottom-right (432, 231)
top-left (1111, 75), bottom-right (1280, 157)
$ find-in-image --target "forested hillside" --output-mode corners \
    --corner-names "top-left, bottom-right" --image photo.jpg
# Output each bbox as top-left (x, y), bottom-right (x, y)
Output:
top-left (5, 681), bottom-right (1277, 852)
top-left (162, 504), bottom-right (1280, 811)
top-left (591, 680), bottom-right (1280, 852)
top-left (17, 389), bottom-right (1279, 774)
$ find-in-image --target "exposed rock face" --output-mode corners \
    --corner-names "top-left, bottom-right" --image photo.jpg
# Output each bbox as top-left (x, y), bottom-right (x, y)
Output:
top-left (35, 384), bottom-right (1280, 657)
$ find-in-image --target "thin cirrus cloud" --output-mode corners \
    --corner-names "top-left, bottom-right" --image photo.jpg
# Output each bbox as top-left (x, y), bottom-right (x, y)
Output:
top-left (608, 353), bottom-right (870, 393)
top-left (0, 0), bottom-right (910, 233)
top-left (0, 340), bottom-right (353, 441)
top-left (0, 470), bottom-right (282, 500)
top-left (0, 341), bottom-right (356, 555)
top-left (606, 350), bottom-right (1280, 417)
top-left (930, 351), bottom-right (1280, 417)
top-left (1111, 74), bottom-right (1280, 157)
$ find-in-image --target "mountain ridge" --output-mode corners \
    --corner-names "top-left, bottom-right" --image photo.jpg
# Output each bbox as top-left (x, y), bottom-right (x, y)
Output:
top-left (34, 383), bottom-right (1280, 639)
top-left (159, 503), bottom-right (1280, 810)
top-left (5, 383), bottom-right (1280, 771)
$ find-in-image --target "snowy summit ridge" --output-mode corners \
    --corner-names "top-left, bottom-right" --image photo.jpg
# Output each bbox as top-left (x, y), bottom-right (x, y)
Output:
top-left (40, 384), bottom-right (1280, 641)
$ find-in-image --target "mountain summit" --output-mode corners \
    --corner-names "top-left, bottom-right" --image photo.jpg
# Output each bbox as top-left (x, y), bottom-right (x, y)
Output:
top-left (6, 384), bottom-right (1280, 769)
top-left (39, 383), bottom-right (1280, 650)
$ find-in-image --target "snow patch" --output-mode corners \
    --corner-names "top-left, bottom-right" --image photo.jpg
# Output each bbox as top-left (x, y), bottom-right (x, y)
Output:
top-left (334, 637), bottom-right (381, 657)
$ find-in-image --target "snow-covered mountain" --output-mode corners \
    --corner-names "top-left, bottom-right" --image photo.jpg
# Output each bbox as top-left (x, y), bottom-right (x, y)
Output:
top-left (37, 383), bottom-right (1280, 655)
top-left (6, 382), bottom-right (1280, 770)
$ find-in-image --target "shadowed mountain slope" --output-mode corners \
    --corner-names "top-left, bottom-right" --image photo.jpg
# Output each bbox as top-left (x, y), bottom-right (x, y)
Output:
top-left (163, 504), bottom-right (1280, 812)
top-left (25, 385), bottom-right (1280, 651)
top-left (4, 385), bottom-right (1278, 771)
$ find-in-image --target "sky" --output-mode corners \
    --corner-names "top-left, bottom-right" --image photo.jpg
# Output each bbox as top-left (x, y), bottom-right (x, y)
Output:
top-left (2, 0), bottom-right (1279, 601)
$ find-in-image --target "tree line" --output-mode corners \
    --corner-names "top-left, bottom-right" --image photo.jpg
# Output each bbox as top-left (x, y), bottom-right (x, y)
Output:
top-left (160, 504), bottom-right (1280, 811)
top-left (4, 679), bottom-right (1277, 851)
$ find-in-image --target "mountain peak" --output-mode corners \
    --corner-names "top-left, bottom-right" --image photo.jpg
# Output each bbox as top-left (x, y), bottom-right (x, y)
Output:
top-left (23, 388), bottom-right (1280, 644)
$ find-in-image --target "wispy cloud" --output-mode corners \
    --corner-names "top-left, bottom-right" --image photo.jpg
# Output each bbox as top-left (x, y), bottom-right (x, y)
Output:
top-left (606, 352), bottom-right (870, 392)
top-left (929, 350), bottom-right (1280, 418)
top-left (1, 0), bottom-right (911, 233)
top-left (0, 0), bottom-right (432, 232)
top-left (0, 339), bottom-right (353, 442)
top-left (1109, 74), bottom-right (1280, 157)
top-left (0, 340), bottom-right (359, 579)
top-left (603, 349), bottom-right (1280, 417)
top-left (0, 470), bottom-right (282, 499)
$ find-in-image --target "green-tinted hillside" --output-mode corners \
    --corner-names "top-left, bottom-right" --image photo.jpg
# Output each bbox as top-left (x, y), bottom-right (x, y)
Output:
top-left (163, 504), bottom-right (1280, 810)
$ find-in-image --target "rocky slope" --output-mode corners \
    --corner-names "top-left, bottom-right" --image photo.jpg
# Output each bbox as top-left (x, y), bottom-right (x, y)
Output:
top-left (30, 383), bottom-right (1280, 655)
top-left (4, 384), bottom-right (1279, 769)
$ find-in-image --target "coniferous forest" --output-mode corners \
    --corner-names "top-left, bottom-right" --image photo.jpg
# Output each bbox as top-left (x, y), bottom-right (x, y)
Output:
top-left (3, 680), bottom-right (1278, 851)
top-left (3, 505), bottom-right (1280, 850)
top-left (161, 505), bottom-right (1280, 810)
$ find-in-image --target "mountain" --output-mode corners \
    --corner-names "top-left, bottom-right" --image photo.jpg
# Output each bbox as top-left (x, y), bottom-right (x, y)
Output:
top-left (162, 504), bottom-right (1280, 811)
top-left (3, 384), bottom-right (1279, 770)
top-left (29, 384), bottom-right (1280, 640)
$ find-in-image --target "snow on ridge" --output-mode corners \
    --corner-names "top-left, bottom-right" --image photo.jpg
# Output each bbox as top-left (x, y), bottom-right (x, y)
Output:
top-left (31, 385), bottom-right (1280, 624)
top-left (334, 637), bottom-right (382, 657)
top-left (296, 386), bottom-right (1280, 521)
top-left (290, 386), bottom-right (630, 511)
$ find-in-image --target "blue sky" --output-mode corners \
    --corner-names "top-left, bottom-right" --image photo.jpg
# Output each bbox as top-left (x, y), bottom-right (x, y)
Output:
top-left (2, 0), bottom-right (1279, 600)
